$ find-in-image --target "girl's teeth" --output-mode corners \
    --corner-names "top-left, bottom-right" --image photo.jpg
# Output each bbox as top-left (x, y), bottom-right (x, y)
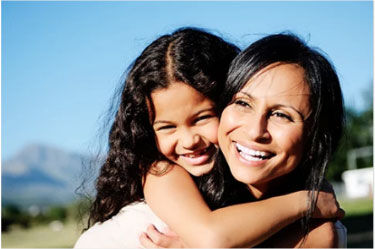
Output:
top-left (184, 147), bottom-right (209, 158)
top-left (180, 147), bottom-right (215, 166)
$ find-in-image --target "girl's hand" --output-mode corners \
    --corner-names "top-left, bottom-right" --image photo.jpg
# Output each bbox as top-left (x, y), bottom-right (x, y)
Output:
top-left (312, 181), bottom-right (345, 219)
top-left (139, 225), bottom-right (186, 248)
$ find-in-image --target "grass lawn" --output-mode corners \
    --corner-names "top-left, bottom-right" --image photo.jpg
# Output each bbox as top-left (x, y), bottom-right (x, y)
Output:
top-left (2, 218), bottom-right (83, 248)
top-left (340, 197), bottom-right (373, 216)
top-left (2, 198), bottom-right (373, 248)
top-left (339, 198), bottom-right (373, 248)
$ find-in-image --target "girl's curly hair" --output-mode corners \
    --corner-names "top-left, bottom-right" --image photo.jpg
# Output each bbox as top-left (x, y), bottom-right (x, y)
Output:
top-left (87, 27), bottom-right (240, 227)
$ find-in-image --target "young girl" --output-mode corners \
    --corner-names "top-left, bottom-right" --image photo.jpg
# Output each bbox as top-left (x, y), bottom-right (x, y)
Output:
top-left (75, 28), bottom-right (343, 248)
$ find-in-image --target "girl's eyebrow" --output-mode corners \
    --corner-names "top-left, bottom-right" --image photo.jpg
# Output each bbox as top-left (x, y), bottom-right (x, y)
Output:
top-left (153, 120), bottom-right (171, 125)
top-left (153, 107), bottom-right (216, 125)
top-left (193, 107), bottom-right (216, 116)
top-left (238, 91), bottom-right (306, 120)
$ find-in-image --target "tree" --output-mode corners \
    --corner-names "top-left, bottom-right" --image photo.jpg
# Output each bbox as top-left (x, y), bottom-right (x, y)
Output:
top-left (326, 83), bottom-right (373, 181)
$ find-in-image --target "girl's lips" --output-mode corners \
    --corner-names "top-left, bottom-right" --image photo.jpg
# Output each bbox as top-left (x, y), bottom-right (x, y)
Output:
top-left (179, 145), bottom-right (216, 166)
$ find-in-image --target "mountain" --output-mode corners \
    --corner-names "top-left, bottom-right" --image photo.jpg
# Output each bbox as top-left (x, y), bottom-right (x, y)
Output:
top-left (2, 144), bottom-right (95, 207)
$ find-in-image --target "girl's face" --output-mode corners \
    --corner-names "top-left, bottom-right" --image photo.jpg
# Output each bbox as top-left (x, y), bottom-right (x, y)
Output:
top-left (151, 82), bottom-right (219, 176)
top-left (218, 63), bottom-right (311, 197)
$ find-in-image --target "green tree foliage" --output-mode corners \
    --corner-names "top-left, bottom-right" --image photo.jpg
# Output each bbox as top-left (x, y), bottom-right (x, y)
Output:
top-left (31, 206), bottom-right (68, 224)
top-left (2, 204), bottom-right (70, 232)
top-left (2, 204), bottom-right (31, 232)
top-left (47, 206), bottom-right (68, 221)
top-left (327, 84), bottom-right (373, 181)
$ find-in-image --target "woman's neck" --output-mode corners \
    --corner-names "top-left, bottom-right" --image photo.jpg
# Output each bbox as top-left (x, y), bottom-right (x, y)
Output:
top-left (248, 174), bottom-right (296, 200)
top-left (247, 185), bottom-right (264, 199)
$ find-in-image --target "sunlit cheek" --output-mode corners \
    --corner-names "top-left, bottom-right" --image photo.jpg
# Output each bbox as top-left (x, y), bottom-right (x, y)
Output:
top-left (219, 108), bottom-right (242, 135)
top-left (272, 125), bottom-right (305, 165)
top-left (203, 121), bottom-right (220, 145)
top-left (155, 135), bottom-right (175, 159)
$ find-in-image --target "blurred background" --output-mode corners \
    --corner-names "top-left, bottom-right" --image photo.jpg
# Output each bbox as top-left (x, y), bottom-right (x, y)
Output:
top-left (2, 1), bottom-right (373, 248)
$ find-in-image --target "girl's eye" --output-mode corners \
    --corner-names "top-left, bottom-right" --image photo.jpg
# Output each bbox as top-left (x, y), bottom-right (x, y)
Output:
top-left (270, 111), bottom-right (294, 122)
top-left (195, 114), bottom-right (214, 123)
top-left (156, 125), bottom-right (175, 131)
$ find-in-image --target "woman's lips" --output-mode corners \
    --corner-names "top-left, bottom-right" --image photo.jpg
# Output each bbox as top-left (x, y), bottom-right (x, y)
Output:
top-left (234, 142), bottom-right (275, 166)
top-left (179, 145), bottom-right (215, 166)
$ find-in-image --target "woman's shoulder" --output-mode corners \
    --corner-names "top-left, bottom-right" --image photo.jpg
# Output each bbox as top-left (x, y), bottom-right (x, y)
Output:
top-left (305, 219), bottom-right (345, 248)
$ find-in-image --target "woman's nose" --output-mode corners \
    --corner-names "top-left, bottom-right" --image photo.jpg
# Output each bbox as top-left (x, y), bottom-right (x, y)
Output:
top-left (246, 112), bottom-right (270, 142)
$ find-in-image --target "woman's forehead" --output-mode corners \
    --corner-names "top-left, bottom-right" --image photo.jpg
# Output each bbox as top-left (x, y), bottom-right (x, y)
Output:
top-left (241, 63), bottom-right (310, 97)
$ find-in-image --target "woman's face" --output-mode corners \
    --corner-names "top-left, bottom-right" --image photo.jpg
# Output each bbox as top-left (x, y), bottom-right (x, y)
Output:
top-left (218, 63), bottom-right (311, 197)
top-left (151, 82), bottom-right (219, 176)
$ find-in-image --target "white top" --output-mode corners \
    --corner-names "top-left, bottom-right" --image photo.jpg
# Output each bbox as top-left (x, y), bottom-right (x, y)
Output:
top-left (74, 202), bottom-right (167, 248)
top-left (74, 202), bottom-right (347, 248)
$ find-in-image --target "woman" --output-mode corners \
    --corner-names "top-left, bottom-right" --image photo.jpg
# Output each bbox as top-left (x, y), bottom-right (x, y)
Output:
top-left (217, 33), bottom-right (346, 247)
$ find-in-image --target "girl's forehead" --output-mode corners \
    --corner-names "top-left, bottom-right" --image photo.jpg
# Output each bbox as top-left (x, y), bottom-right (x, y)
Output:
top-left (151, 82), bottom-right (215, 113)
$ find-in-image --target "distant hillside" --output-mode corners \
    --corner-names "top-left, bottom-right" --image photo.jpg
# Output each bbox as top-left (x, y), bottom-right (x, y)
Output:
top-left (2, 144), bottom-right (94, 207)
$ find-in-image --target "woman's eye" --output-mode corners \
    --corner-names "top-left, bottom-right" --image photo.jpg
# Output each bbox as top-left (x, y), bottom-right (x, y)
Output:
top-left (271, 112), bottom-right (293, 122)
top-left (234, 99), bottom-right (251, 108)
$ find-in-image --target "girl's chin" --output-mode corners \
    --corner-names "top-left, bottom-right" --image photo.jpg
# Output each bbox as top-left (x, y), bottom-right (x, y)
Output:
top-left (184, 163), bottom-right (214, 177)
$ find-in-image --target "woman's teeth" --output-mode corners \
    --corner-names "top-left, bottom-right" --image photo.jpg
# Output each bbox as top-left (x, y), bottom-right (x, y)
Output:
top-left (235, 143), bottom-right (273, 161)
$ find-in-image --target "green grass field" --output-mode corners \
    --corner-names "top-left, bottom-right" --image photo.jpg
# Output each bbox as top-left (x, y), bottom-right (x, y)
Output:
top-left (339, 198), bottom-right (373, 248)
top-left (2, 218), bottom-right (82, 248)
top-left (340, 198), bottom-right (373, 216)
top-left (2, 198), bottom-right (373, 248)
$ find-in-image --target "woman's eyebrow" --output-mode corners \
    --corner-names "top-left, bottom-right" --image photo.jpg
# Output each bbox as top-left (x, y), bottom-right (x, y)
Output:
top-left (239, 91), bottom-right (307, 120)
top-left (237, 91), bottom-right (256, 103)
top-left (272, 104), bottom-right (305, 120)
top-left (238, 91), bottom-right (253, 98)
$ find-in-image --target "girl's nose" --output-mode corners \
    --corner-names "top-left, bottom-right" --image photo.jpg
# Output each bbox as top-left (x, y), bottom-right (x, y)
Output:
top-left (180, 128), bottom-right (201, 149)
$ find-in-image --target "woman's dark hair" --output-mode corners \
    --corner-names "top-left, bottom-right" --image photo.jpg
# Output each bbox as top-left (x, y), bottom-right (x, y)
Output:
top-left (87, 27), bottom-right (240, 227)
top-left (220, 33), bottom-right (344, 236)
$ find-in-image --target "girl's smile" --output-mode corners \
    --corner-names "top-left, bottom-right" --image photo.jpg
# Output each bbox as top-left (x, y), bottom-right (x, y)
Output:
top-left (151, 82), bottom-right (219, 176)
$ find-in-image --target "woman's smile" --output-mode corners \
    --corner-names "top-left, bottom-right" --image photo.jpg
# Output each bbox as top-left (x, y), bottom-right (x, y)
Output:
top-left (218, 63), bottom-right (311, 196)
top-left (235, 142), bottom-right (275, 163)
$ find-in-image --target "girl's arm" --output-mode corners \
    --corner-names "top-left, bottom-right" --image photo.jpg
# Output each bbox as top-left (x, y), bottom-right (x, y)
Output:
top-left (143, 165), bottom-right (342, 248)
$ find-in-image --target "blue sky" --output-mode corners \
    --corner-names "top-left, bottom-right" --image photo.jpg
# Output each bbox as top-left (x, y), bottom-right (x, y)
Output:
top-left (2, 1), bottom-right (373, 160)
